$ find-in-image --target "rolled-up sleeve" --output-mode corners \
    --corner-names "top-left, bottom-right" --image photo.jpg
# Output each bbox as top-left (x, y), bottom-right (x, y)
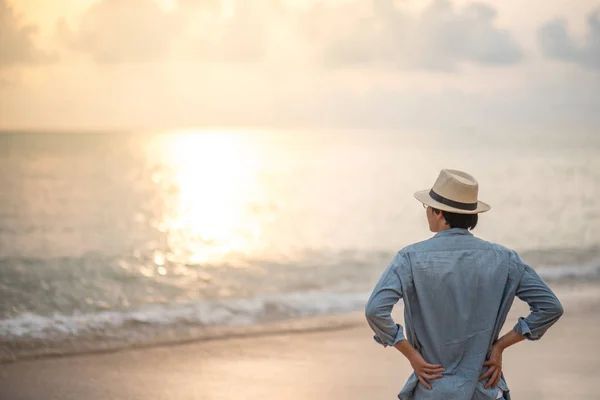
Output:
top-left (512, 253), bottom-right (564, 341)
top-left (365, 256), bottom-right (406, 347)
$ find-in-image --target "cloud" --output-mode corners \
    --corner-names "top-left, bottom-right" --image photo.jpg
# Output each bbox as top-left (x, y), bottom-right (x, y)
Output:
top-left (0, 0), bottom-right (54, 68)
top-left (309, 0), bottom-right (523, 71)
top-left (58, 0), bottom-right (180, 64)
top-left (58, 0), bottom-right (271, 64)
top-left (180, 0), bottom-right (269, 62)
top-left (538, 8), bottom-right (600, 70)
top-left (54, 0), bottom-right (525, 69)
top-left (177, 0), bottom-right (221, 12)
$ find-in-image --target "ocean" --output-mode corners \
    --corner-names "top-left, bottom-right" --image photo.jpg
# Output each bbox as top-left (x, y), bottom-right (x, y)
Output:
top-left (0, 130), bottom-right (599, 360)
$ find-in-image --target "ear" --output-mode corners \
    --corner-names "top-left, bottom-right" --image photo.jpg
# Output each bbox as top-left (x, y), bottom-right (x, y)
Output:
top-left (439, 212), bottom-right (449, 227)
top-left (441, 214), bottom-right (449, 227)
top-left (433, 209), bottom-right (448, 225)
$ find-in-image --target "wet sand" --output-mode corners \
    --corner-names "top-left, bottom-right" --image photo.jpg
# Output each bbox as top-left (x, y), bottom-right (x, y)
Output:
top-left (1, 286), bottom-right (598, 400)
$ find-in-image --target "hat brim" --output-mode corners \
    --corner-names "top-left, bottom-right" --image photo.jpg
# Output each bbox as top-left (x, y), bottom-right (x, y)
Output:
top-left (414, 189), bottom-right (491, 214)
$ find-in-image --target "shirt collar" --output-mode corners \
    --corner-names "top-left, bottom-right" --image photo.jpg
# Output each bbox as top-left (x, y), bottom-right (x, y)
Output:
top-left (433, 228), bottom-right (473, 238)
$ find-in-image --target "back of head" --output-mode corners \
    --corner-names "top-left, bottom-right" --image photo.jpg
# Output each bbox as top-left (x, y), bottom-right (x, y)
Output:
top-left (431, 207), bottom-right (478, 230)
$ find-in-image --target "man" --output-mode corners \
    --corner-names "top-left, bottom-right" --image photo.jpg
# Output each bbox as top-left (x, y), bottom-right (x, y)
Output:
top-left (365, 169), bottom-right (563, 400)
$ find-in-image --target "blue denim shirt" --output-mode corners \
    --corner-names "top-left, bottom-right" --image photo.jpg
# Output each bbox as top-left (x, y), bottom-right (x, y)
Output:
top-left (365, 228), bottom-right (564, 400)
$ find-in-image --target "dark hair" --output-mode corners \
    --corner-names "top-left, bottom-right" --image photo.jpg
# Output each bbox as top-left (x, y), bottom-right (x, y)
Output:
top-left (431, 207), bottom-right (478, 230)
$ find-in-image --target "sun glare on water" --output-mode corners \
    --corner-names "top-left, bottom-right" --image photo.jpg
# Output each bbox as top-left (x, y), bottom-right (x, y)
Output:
top-left (151, 131), bottom-right (268, 266)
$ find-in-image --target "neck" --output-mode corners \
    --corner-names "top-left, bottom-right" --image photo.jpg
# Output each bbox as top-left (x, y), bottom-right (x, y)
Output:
top-left (435, 222), bottom-right (451, 232)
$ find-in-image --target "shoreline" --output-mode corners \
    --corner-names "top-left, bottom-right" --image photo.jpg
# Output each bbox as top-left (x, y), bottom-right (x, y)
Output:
top-left (0, 312), bottom-right (364, 364)
top-left (1, 295), bottom-right (598, 400)
top-left (1, 281), bottom-right (599, 364)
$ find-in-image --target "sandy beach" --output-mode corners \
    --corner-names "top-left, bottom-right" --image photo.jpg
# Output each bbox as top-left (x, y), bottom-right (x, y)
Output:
top-left (1, 285), bottom-right (598, 400)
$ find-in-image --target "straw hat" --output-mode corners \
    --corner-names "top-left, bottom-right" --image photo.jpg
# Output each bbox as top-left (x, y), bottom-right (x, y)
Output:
top-left (414, 169), bottom-right (491, 214)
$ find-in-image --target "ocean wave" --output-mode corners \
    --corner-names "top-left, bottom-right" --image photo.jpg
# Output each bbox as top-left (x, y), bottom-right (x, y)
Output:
top-left (1, 252), bottom-right (599, 351)
top-left (1, 264), bottom-right (599, 362)
top-left (0, 291), bottom-right (370, 340)
top-left (2, 261), bottom-right (600, 340)
top-left (537, 264), bottom-right (600, 281)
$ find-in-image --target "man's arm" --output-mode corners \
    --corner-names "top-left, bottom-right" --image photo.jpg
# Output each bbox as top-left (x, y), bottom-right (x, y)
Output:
top-left (511, 254), bottom-right (564, 340)
top-left (478, 330), bottom-right (525, 389)
top-left (494, 329), bottom-right (526, 351)
top-left (479, 252), bottom-right (564, 388)
top-left (394, 339), bottom-right (445, 390)
top-left (365, 253), bottom-right (444, 390)
top-left (365, 258), bottom-right (406, 347)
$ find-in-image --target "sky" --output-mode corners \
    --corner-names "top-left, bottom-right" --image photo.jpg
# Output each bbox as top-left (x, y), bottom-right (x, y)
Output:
top-left (0, 0), bottom-right (598, 132)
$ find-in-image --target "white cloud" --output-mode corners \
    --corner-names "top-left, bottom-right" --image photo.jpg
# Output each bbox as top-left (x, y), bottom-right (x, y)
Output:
top-left (57, 0), bottom-right (275, 64)
top-left (1, 0), bottom-right (598, 132)
top-left (0, 0), bottom-right (54, 68)
top-left (57, 0), bottom-right (180, 64)
top-left (306, 0), bottom-right (523, 71)
top-left (538, 7), bottom-right (600, 70)
top-left (179, 0), bottom-right (270, 62)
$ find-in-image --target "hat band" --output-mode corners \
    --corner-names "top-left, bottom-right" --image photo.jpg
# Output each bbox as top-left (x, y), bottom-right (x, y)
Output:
top-left (429, 190), bottom-right (478, 211)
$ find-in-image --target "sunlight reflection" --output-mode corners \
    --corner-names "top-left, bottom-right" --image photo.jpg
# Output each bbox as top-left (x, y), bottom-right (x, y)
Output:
top-left (155, 131), bottom-right (266, 266)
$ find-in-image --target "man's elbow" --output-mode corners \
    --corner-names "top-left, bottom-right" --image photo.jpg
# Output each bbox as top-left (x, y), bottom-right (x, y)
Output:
top-left (365, 301), bottom-right (383, 323)
top-left (543, 298), bottom-right (564, 323)
top-left (365, 301), bottom-right (376, 322)
top-left (553, 300), bottom-right (564, 320)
